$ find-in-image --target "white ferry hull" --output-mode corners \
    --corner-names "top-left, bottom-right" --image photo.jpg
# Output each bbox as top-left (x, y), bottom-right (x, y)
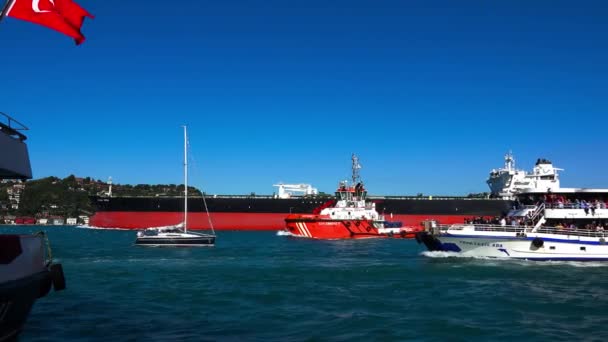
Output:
top-left (417, 232), bottom-right (608, 261)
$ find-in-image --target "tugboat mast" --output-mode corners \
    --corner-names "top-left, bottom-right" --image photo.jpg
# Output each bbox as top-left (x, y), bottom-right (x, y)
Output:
top-left (351, 153), bottom-right (362, 185)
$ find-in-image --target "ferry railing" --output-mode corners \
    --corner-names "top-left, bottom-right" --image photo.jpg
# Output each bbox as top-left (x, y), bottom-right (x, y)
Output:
top-left (0, 111), bottom-right (28, 141)
top-left (529, 203), bottom-right (545, 222)
top-left (544, 203), bottom-right (608, 210)
top-left (438, 224), bottom-right (532, 234)
top-left (437, 224), bottom-right (606, 238)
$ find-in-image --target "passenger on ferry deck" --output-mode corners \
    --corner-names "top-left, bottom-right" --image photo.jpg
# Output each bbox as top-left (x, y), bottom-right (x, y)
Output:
top-left (582, 200), bottom-right (590, 215)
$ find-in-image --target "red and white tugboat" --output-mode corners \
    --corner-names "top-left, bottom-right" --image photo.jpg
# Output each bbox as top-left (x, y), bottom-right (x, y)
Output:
top-left (283, 154), bottom-right (421, 239)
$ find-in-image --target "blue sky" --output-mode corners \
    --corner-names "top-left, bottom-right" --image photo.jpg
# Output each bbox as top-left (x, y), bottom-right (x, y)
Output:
top-left (2, 0), bottom-right (607, 195)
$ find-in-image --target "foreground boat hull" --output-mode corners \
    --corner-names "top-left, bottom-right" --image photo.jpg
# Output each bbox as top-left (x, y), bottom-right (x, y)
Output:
top-left (0, 270), bottom-right (54, 341)
top-left (417, 232), bottom-right (608, 261)
top-left (0, 234), bottom-right (65, 341)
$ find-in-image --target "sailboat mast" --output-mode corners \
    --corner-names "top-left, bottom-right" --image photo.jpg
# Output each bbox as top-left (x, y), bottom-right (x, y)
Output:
top-left (183, 125), bottom-right (188, 233)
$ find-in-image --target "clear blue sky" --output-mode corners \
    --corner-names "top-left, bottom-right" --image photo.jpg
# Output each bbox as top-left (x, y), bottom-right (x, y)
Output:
top-left (2, 0), bottom-right (607, 195)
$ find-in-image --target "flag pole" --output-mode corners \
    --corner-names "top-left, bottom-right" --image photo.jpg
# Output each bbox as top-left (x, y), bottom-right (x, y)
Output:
top-left (0, 0), bottom-right (16, 24)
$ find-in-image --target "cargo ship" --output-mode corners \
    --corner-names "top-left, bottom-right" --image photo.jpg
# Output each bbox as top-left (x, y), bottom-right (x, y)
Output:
top-left (87, 154), bottom-right (532, 230)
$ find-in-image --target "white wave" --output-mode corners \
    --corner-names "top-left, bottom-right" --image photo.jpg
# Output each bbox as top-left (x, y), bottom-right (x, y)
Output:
top-left (421, 251), bottom-right (608, 267)
top-left (520, 260), bottom-right (608, 268)
top-left (420, 251), bottom-right (470, 258)
top-left (276, 230), bottom-right (297, 237)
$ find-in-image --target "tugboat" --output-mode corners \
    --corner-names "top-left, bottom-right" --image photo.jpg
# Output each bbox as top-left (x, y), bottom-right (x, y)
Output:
top-left (282, 154), bottom-right (422, 239)
top-left (0, 112), bottom-right (66, 340)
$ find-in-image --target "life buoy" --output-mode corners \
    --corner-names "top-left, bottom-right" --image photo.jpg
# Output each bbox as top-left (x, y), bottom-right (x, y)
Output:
top-left (344, 221), bottom-right (351, 227)
top-left (355, 221), bottom-right (360, 227)
top-left (532, 237), bottom-right (544, 248)
top-left (366, 226), bottom-right (371, 232)
top-left (400, 231), bottom-right (407, 238)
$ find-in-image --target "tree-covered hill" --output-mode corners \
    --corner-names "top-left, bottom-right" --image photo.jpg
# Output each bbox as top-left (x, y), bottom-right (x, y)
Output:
top-left (0, 175), bottom-right (202, 217)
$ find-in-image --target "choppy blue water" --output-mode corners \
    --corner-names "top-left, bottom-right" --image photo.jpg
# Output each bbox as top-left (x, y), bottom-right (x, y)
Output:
top-left (3, 225), bottom-right (608, 341)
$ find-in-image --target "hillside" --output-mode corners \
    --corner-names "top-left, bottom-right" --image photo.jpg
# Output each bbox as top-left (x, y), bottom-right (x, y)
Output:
top-left (0, 175), bottom-right (201, 218)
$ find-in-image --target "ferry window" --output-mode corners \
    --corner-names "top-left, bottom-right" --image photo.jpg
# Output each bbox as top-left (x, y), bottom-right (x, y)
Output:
top-left (580, 246), bottom-right (586, 251)
top-left (540, 176), bottom-right (554, 180)
top-left (549, 246), bottom-right (555, 250)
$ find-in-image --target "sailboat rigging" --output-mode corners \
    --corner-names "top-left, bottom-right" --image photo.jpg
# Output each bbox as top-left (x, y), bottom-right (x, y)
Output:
top-left (135, 126), bottom-right (216, 247)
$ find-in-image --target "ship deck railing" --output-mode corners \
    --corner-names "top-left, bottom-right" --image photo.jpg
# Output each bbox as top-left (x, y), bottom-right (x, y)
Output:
top-left (0, 111), bottom-right (28, 141)
top-left (437, 224), bottom-right (607, 238)
top-left (544, 203), bottom-right (608, 210)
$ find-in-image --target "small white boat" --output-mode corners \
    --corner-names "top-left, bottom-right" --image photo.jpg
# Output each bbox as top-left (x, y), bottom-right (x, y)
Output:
top-left (135, 126), bottom-right (216, 247)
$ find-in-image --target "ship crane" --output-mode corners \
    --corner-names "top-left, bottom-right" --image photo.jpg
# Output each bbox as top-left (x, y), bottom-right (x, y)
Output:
top-left (273, 183), bottom-right (318, 199)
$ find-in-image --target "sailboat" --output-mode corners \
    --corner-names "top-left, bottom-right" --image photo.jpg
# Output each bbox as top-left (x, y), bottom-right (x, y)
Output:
top-left (135, 126), bottom-right (216, 247)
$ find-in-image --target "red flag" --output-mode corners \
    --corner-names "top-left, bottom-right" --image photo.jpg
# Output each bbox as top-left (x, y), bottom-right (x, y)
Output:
top-left (6, 0), bottom-right (94, 45)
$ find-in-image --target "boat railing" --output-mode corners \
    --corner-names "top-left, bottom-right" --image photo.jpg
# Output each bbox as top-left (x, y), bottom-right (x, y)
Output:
top-left (439, 224), bottom-right (532, 234)
top-left (535, 226), bottom-right (606, 238)
top-left (544, 203), bottom-right (608, 210)
top-left (438, 223), bottom-right (606, 238)
top-left (529, 203), bottom-right (545, 222)
top-left (0, 111), bottom-right (28, 141)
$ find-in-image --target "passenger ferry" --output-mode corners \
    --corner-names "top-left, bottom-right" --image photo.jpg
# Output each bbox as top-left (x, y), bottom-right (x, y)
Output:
top-left (417, 156), bottom-right (608, 261)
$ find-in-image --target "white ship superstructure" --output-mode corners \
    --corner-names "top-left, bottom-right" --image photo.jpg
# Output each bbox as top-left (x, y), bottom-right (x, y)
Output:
top-left (487, 152), bottom-right (562, 199)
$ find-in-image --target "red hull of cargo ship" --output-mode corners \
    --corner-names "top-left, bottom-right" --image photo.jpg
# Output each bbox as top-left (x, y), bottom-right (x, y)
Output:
top-left (88, 212), bottom-right (473, 230)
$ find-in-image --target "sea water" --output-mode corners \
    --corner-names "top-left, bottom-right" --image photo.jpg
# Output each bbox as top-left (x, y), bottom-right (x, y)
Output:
top-left (3, 225), bottom-right (608, 341)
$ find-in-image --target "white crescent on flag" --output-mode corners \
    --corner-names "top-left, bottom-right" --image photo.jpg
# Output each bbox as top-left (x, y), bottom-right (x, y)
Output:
top-left (32, 0), bottom-right (55, 13)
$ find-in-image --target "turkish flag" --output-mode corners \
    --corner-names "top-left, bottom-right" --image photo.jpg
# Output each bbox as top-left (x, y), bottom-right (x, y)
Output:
top-left (6, 0), bottom-right (94, 45)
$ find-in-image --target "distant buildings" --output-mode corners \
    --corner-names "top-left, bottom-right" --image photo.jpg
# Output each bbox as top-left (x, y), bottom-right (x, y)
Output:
top-left (2, 179), bottom-right (25, 210)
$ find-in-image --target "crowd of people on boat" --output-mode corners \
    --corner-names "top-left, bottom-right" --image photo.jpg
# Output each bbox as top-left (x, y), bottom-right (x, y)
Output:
top-left (545, 220), bottom-right (606, 232)
top-left (465, 216), bottom-right (534, 227)
top-left (516, 195), bottom-right (608, 214)
top-left (464, 215), bottom-right (607, 233)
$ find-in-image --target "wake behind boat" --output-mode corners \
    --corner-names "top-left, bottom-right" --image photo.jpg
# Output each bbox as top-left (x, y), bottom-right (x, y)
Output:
top-left (135, 126), bottom-right (215, 247)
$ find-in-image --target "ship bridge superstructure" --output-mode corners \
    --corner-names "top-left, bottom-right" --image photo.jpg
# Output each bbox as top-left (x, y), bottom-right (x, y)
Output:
top-left (487, 152), bottom-right (562, 199)
top-left (321, 154), bottom-right (379, 220)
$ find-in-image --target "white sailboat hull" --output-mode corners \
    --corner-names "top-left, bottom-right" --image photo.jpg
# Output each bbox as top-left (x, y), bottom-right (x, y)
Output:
top-left (135, 231), bottom-right (215, 247)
